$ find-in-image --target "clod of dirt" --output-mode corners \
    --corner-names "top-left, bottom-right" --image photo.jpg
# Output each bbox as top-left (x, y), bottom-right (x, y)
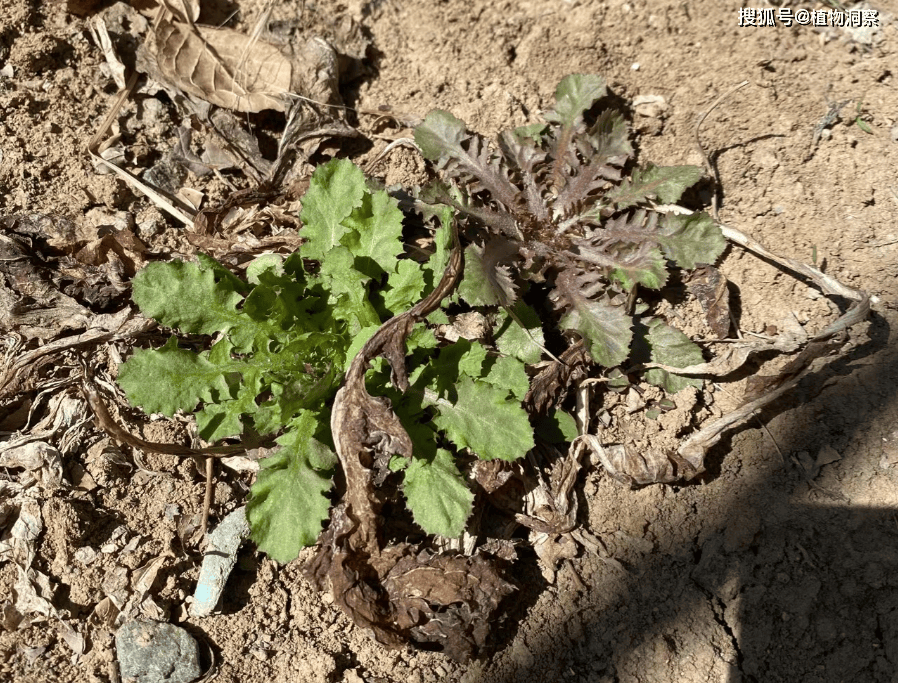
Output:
top-left (115, 620), bottom-right (200, 683)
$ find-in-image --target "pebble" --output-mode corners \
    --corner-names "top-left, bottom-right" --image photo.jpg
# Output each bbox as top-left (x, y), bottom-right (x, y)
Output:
top-left (115, 620), bottom-right (200, 683)
top-left (190, 506), bottom-right (249, 617)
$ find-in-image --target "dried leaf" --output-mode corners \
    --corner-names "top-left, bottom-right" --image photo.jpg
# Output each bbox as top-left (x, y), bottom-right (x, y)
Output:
top-left (744, 338), bottom-right (840, 399)
top-left (525, 340), bottom-right (591, 414)
top-left (307, 230), bottom-right (516, 660)
top-left (140, 16), bottom-right (293, 113)
top-left (381, 548), bottom-right (514, 661)
top-left (0, 442), bottom-right (64, 489)
top-left (575, 434), bottom-right (696, 486)
top-left (686, 265), bottom-right (730, 338)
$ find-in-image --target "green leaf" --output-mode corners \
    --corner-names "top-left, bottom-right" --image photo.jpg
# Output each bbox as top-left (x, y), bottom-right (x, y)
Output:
top-left (196, 253), bottom-right (250, 294)
top-left (245, 253), bottom-right (285, 285)
top-left (426, 215), bottom-right (454, 280)
top-left (343, 324), bottom-right (380, 365)
top-left (643, 318), bottom-right (704, 393)
top-left (457, 243), bottom-right (498, 306)
top-left (431, 377), bottom-right (534, 461)
top-left (383, 259), bottom-right (426, 314)
top-left (131, 260), bottom-right (243, 337)
top-left (609, 245), bottom-right (668, 291)
top-left (341, 189), bottom-right (406, 276)
top-left (403, 449), bottom-right (473, 537)
top-left (417, 339), bottom-right (486, 398)
top-left (457, 242), bottom-right (517, 307)
top-left (406, 325), bottom-right (438, 351)
top-left (656, 212), bottom-right (726, 269)
top-left (512, 123), bottom-right (548, 143)
top-left (536, 410), bottom-right (579, 443)
top-left (494, 302), bottom-right (545, 365)
top-left (545, 74), bottom-right (607, 129)
top-left (560, 296), bottom-right (632, 368)
top-left (299, 159), bottom-right (366, 261)
top-left (253, 361), bottom-right (341, 435)
top-left (247, 411), bottom-right (336, 563)
top-left (481, 355), bottom-right (530, 399)
top-left (608, 164), bottom-right (704, 210)
top-left (195, 365), bottom-right (263, 441)
top-left (414, 109), bottom-right (468, 164)
top-left (587, 109), bottom-right (633, 164)
top-left (855, 118), bottom-right (873, 134)
top-left (117, 337), bottom-right (231, 415)
top-left (317, 246), bottom-right (380, 331)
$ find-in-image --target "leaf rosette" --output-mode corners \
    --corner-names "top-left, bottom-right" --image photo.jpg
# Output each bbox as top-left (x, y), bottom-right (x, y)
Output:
top-left (414, 74), bottom-right (727, 389)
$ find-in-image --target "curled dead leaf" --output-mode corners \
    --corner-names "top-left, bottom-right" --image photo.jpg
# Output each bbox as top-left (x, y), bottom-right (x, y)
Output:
top-left (574, 434), bottom-right (696, 486)
top-left (685, 265), bottom-right (730, 339)
top-left (307, 228), bottom-right (514, 660)
top-left (140, 16), bottom-right (293, 113)
top-left (525, 340), bottom-right (591, 414)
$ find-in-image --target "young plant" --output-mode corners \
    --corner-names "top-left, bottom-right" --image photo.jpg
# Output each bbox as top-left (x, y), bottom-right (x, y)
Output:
top-left (414, 74), bottom-right (726, 395)
top-left (116, 158), bottom-right (538, 563)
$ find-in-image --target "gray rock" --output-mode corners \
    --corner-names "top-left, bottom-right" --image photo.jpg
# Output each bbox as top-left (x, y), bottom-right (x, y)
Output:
top-left (190, 506), bottom-right (249, 617)
top-left (115, 620), bottom-right (200, 683)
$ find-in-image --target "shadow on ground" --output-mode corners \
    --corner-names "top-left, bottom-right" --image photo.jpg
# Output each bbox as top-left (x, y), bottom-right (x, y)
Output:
top-left (487, 309), bottom-right (898, 682)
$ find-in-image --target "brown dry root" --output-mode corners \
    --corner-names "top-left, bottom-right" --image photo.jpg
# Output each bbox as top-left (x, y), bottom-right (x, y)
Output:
top-left (305, 227), bottom-right (514, 661)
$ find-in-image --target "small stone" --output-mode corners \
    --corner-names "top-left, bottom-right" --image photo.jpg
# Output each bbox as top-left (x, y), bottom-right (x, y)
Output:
top-left (73, 546), bottom-right (97, 565)
top-left (137, 218), bottom-right (161, 240)
top-left (115, 620), bottom-right (201, 683)
top-left (632, 94), bottom-right (667, 118)
top-left (190, 506), bottom-right (249, 617)
top-left (250, 648), bottom-right (271, 662)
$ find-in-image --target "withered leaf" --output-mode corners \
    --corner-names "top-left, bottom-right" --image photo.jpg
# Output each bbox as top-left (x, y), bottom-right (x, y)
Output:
top-left (525, 340), bottom-right (591, 414)
top-left (686, 265), bottom-right (730, 339)
top-left (307, 232), bottom-right (514, 660)
top-left (382, 548), bottom-right (515, 661)
top-left (743, 337), bottom-right (841, 399)
top-left (575, 434), bottom-right (697, 486)
top-left (142, 16), bottom-right (293, 113)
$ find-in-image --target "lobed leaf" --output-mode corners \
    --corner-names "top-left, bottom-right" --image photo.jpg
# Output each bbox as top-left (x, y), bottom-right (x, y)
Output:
top-left (341, 189), bottom-right (406, 277)
top-left (536, 409), bottom-right (579, 444)
top-left (383, 259), bottom-right (427, 315)
top-left (642, 318), bottom-right (705, 393)
top-left (585, 109), bottom-right (633, 165)
top-left (545, 74), bottom-right (607, 129)
top-left (117, 336), bottom-right (232, 416)
top-left (415, 110), bottom-right (469, 166)
top-left (494, 302), bottom-right (545, 365)
top-left (656, 212), bottom-right (726, 269)
top-left (416, 339), bottom-right (488, 398)
top-left (299, 159), bottom-right (366, 262)
top-left (195, 362), bottom-right (263, 441)
top-left (481, 355), bottom-right (530, 400)
top-left (558, 288), bottom-right (632, 367)
top-left (246, 411), bottom-right (336, 563)
top-left (457, 242), bottom-right (517, 307)
top-left (403, 449), bottom-right (474, 537)
top-left (607, 163), bottom-right (704, 210)
top-left (431, 376), bottom-right (534, 461)
top-left (131, 260), bottom-right (243, 337)
top-left (608, 244), bottom-right (668, 291)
